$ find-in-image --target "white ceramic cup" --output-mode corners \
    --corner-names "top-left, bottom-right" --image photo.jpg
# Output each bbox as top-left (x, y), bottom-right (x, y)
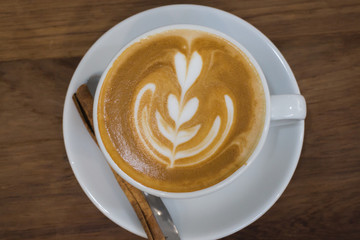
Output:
top-left (93, 24), bottom-right (306, 199)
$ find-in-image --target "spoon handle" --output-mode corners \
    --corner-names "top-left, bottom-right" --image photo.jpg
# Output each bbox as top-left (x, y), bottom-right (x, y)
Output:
top-left (144, 192), bottom-right (181, 240)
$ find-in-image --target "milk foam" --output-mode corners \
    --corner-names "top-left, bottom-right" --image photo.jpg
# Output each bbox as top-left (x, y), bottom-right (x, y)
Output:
top-left (133, 51), bottom-right (235, 167)
top-left (98, 28), bottom-right (266, 192)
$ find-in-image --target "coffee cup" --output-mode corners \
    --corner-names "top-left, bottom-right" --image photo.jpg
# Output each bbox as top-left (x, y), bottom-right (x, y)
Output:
top-left (93, 24), bottom-right (306, 198)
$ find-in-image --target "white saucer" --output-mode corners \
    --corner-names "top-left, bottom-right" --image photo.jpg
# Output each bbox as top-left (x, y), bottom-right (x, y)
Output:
top-left (63, 5), bottom-right (305, 240)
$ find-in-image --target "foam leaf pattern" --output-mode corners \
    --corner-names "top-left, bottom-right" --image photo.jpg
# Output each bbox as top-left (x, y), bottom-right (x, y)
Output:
top-left (177, 124), bottom-right (201, 145)
top-left (178, 97), bottom-right (199, 126)
top-left (155, 111), bottom-right (175, 142)
top-left (133, 51), bottom-right (235, 168)
top-left (156, 109), bottom-right (201, 146)
top-left (167, 94), bottom-right (179, 122)
top-left (174, 52), bottom-right (203, 93)
top-left (174, 52), bottom-right (186, 89)
top-left (183, 52), bottom-right (202, 93)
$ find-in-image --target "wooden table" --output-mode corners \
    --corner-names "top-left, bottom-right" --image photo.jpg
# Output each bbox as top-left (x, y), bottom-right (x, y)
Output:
top-left (1, 1), bottom-right (359, 239)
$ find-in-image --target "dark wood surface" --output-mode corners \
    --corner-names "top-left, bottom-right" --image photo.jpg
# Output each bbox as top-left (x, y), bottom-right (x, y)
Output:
top-left (1, 0), bottom-right (359, 239)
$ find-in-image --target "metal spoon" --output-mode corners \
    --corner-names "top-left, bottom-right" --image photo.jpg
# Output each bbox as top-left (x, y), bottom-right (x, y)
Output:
top-left (143, 192), bottom-right (181, 240)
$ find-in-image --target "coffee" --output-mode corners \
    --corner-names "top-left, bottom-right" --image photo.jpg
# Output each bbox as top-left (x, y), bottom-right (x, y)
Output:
top-left (97, 29), bottom-right (266, 192)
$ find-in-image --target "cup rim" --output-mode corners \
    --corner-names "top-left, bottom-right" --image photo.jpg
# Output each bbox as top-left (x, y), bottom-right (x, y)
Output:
top-left (93, 24), bottom-right (271, 199)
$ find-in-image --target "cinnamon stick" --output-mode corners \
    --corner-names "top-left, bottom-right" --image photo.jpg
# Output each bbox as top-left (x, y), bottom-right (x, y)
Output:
top-left (73, 84), bottom-right (165, 240)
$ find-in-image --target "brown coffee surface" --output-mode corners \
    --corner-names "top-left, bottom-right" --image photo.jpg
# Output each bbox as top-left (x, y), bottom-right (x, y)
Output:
top-left (98, 29), bottom-right (265, 192)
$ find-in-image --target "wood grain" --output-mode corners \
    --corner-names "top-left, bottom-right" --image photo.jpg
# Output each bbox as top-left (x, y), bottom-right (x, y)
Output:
top-left (0, 0), bottom-right (359, 239)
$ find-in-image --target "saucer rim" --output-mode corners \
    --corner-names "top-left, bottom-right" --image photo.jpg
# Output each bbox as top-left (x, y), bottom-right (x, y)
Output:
top-left (63, 4), bottom-right (304, 239)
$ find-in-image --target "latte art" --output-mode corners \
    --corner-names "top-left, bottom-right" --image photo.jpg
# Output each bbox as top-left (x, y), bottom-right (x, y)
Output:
top-left (97, 29), bottom-right (266, 192)
top-left (133, 51), bottom-right (235, 167)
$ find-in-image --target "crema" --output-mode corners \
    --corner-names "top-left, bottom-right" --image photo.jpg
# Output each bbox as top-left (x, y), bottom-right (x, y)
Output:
top-left (98, 29), bottom-right (266, 192)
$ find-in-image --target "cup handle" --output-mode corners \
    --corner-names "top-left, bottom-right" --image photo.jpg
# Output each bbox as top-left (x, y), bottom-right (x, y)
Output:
top-left (270, 95), bottom-right (306, 121)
